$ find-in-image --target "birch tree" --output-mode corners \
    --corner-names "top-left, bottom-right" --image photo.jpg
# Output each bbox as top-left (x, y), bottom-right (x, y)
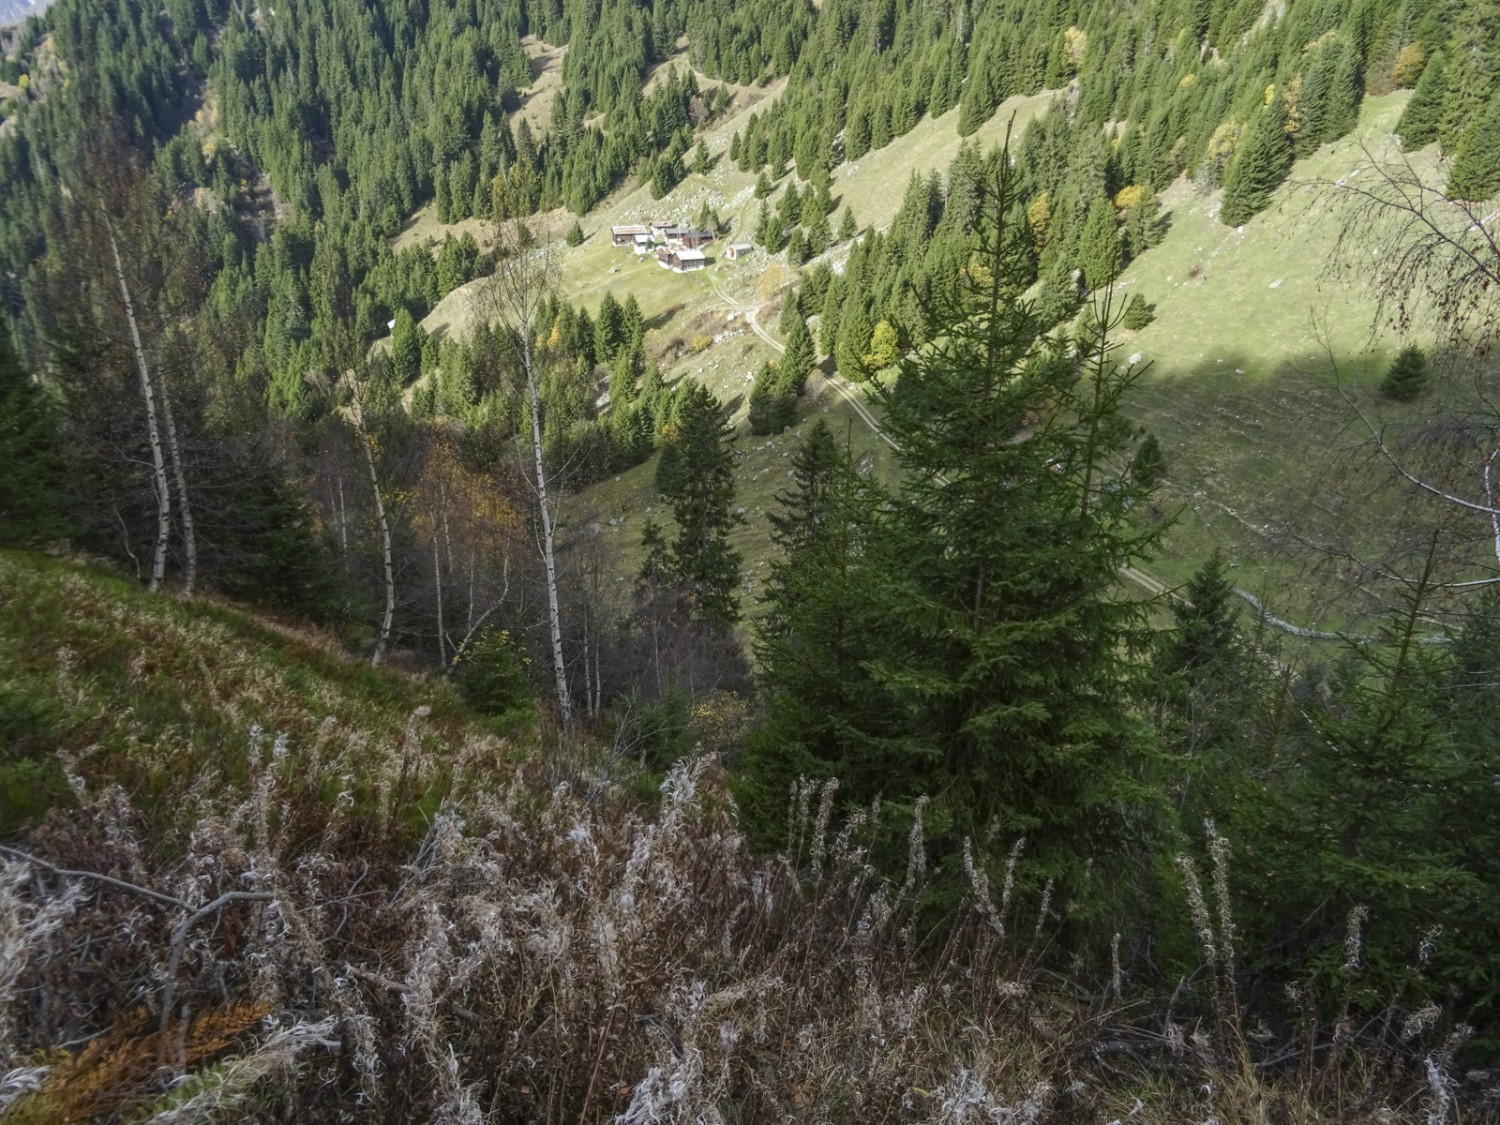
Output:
top-left (36, 128), bottom-right (206, 593)
top-left (102, 214), bottom-right (173, 592)
top-left (479, 176), bottom-right (573, 726)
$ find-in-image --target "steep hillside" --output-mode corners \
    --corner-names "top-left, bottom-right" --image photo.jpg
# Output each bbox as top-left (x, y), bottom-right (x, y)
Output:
top-left (0, 550), bottom-right (1479, 1121)
top-left (0, 550), bottom-right (521, 831)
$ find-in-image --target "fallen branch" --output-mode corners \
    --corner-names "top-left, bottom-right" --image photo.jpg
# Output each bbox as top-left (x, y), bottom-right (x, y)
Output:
top-left (159, 891), bottom-right (275, 1030)
top-left (0, 844), bottom-right (184, 909)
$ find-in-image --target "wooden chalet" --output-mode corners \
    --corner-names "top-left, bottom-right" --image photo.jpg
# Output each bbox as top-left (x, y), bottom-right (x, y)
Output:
top-left (658, 247), bottom-right (707, 272)
top-left (610, 224), bottom-right (650, 247)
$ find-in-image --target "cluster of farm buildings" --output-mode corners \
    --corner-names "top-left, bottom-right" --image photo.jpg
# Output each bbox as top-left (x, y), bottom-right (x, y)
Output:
top-left (609, 220), bottom-right (752, 272)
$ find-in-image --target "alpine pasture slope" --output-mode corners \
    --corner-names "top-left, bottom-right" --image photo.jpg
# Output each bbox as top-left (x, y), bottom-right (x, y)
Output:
top-left (400, 81), bottom-right (1438, 629)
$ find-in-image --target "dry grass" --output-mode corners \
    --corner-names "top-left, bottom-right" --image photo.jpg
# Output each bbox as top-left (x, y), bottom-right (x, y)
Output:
top-left (0, 554), bottom-right (1481, 1122)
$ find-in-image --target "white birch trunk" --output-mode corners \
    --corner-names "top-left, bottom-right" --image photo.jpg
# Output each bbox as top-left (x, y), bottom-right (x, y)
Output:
top-left (434, 538), bottom-right (446, 668)
top-left (522, 327), bottom-right (573, 726)
top-left (336, 471), bottom-right (349, 559)
top-left (106, 220), bottom-right (171, 593)
top-left (156, 364), bottom-right (197, 595)
top-left (361, 429), bottom-right (396, 667)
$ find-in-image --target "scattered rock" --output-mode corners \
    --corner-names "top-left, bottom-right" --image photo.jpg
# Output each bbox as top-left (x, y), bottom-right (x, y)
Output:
top-left (1128, 352), bottom-right (1143, 365)
top-left (1268, 278), bottom-right (1282, 289)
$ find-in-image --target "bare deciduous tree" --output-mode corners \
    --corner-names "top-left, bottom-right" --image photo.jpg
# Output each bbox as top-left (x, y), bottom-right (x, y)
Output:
top-left (1315, 140), bottom-right (1500, 603)
top-left (478, 179), bottom-right (573, 726)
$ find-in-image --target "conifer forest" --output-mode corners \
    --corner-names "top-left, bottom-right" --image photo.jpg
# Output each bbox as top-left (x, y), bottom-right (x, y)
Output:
top-left (2, 0), bottom-right (1500, 1117)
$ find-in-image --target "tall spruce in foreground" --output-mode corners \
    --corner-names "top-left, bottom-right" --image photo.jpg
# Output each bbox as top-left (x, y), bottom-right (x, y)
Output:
top-left (782, 157), bottom-right (1169, 922)
top-left (654, 383), bottom-right (744, 628)
top-left (1220, 96), bottom-right (1293, 227)
top-left (0, 323), bottom-right (66, 545)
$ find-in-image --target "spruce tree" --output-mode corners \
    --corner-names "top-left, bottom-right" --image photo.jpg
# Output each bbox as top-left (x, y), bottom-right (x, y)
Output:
top-left (849, 164), bottom-right (1166, 915)
top-left (1379, 344), bottom-right (1429, 401)
top-left (654, 383), bottom-right (744, 628)
top-left (1293, 59), bottom-right (1332, 156)
top-left (805, 207), bottom-right (831, 256)
top-left (1256, 562), bottom-right (1485, 1004)
top-left (1079, 195), bottom-right (1122, 291)
top-left (1151, 549), bottom-right (1261, 831)
top-left (1122, 292), bottom-right (1155, 330)
top-left (391, 308), bottom-right (426, 384)
top-left (1130, 431), bottom-right (1165, 487)
top-left (838, 206), bottom-right (858, 241)
top-left (736, 420), bottom-right (878, 846)
top-left (1123, 194), bottom-right (1165, 257)
top-left (0, 324), bottom-right (66, 545)
top-left (1160, 551), bottom-right (1240, 676)
top-left (1437, 0), bottom-right (1500, 154)
top-left (748, 361), bottom-right (796, 435)
top-left (622, 294), bottom-right (644, 350)
top-left (781, 313), bottom-right (817, 393)
top-left (565, 220), bottom-right (585, 246)
top-left (1396, 49), bottom-right (1447, 149)
top-left (1220, 97), bottom-right (1293, 227)
top-left (595, 292), bottom-right (625, 365)
top-left (1320, 40), bottom-right (1361, 144)
top-left (1447, 87), bottom-right (1500, 202)
top-left (834, 298), bottom-right (872, 380)
top-left (786, 227), bottom-right (811, 264)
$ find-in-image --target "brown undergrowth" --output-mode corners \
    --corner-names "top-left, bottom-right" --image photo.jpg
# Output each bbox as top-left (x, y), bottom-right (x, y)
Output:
top-left (0, 556), bottom-right (1489, 1122)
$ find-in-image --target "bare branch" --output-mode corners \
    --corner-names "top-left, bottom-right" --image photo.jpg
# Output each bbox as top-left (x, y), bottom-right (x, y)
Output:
top-left (0, 844), bottom-right (185, 909)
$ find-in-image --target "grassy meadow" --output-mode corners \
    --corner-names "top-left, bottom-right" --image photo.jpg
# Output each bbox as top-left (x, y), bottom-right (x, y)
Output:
top-left (389, 81), bottom-right (1495, 636)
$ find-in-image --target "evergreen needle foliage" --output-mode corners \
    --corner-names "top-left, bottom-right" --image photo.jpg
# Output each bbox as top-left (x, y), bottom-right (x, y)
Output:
top-left (743, 157), bottom-right (1170, 924)
top-left (1380, 344), bottom-right (1430, 402)
top-left (1446, 88), bottom-right (1500, 202)
top-left (1220, 97), bottom-right (1294, 227)
top-left (653, 383), bottom-right (744, 629)
top-left (1396, 49), bottom-right (1447, 149)
top-left (0, 325), bottom-right (66, 546)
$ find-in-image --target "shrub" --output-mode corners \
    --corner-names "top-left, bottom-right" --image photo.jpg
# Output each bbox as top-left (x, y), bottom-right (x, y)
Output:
top-left (452, 628), bottom-right (535, 719)
top-left (1131, 432), bottom-right (1166, 487)
top-left (1123, 292), bottom-right (1155, 330)
top-left (1380, 344), bottom-right (1428, 401)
